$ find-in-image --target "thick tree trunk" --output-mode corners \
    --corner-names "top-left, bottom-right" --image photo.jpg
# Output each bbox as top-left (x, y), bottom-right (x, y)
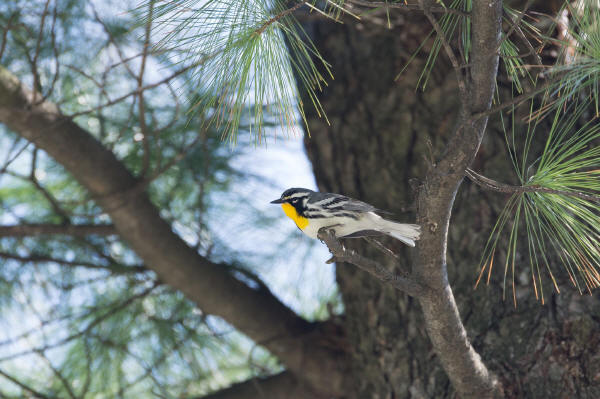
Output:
top-left (301, 14), bottom-right (460, 398)
top-left (301, 10), bottom-right (600, 399)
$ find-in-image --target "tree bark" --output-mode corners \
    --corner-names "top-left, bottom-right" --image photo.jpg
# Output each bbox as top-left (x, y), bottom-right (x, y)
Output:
top-left (301, 12), bottom-right (465, 398)
top-left (0, 223), bottom-right (117, 237)
top-left (300, 3), bottom-right (600, 399)
top-left (199, 372), bottom-right (327, 399)
top-left (413, 2), bottom-right (503, 397)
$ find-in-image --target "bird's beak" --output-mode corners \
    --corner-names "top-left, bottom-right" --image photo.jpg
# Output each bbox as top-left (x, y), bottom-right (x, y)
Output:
top-left (270, 198), bottom-right (284, 204)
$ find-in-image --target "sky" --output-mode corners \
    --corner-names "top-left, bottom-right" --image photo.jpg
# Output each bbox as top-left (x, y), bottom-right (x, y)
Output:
top-left (0, 1), bottom-right (339, 394)
top-left (225, 136), bottom-right (338, 319)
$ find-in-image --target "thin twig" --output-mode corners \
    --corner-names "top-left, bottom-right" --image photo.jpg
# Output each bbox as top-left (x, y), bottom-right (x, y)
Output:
top-left (38, 3), bottom-right (60, 104)
top-left (64, 64), bottom-right (110, 97)
top-left (318, 229), bottom-right (424, 297)
top-left (469, 79), bottom-right (555, 123)
top-left (419, 0), bottom-right (468, 99)
top-left (0, 368), bottom-right (53, 399)
top-left (0, 283), bottom-right (159, 363)
top-left (139, 0), bottom-right (155, 178)
top-left (158, 82), bottom-right (181, 132)
top-left (30, 0), bottom-right (51, 102)
top-left (363, 237), bottom-right (402, 263)
top-left (0, 251), bottom-right (147, 274)
top-left (514, 25), bottom-right (543, 66)
top-left (148, 134), bottom-right (202, 183)
top-left (0, 15), bottom-right (13, 62)
top-left (0, 139), bottom-right (29, 174)
top-left (92, 4), bottom-right (137, 80)
top-left (254, 2), bottom-right (306, 36)
top-left (348, 0), bottom-right (468, 17)
top-left (495, 0), bottom-right (535, 55)
top-left (491, 3), bottom-right (545, 73)
top-left (29, 149), bottom-right (70, 222)
top-left (466, 168), bottom-right (600, 202)
top-left (68, 59), bottom-right (207, 118)
top-left (0, 223), bottom-right (116, 237)
top-left (36, 350), bottom-right (77, 399)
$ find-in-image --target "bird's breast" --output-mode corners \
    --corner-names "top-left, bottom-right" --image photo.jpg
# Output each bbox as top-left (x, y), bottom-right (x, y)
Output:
top-left (281, 203), bottom-right (309, 229)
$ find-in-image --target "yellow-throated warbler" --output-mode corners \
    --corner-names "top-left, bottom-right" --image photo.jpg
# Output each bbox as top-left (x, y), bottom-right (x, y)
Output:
top-left (271, 188), bottom-right (421, 247)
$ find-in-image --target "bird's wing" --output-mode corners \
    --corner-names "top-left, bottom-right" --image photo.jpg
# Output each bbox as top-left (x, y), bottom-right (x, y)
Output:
top-left (345, 199), bottom-right (394, 215)
top-left (308, 192), bottom-right (381, 213)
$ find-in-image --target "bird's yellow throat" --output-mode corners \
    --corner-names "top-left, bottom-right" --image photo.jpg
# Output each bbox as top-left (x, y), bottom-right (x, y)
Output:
top-left (281, 203), bottom-right (309, 229)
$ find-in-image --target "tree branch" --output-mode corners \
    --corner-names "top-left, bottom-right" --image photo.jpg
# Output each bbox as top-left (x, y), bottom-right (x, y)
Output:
top-left (0, 368), bottom-right (53, 399)
top-left (254, 2), bottom-right (306, 35)
top-left (0, 251), bottom-right (146, 274)
top-left (348, 0), bottom-right (469, 17)
top-left (466, 168), bottom-right (600, 202)
top-left (419, 0), bottom-right (468, 99)
top-left (469, 79), bottom-right (554, 123)
top-left (67, 60), bottom-right (206, 118)
top-left (317, 229), bottom-right (424, 297)
top-left (414, 1), bottom-right (504, 398)
top-left (363, 236), bottom-right (403, 263)
top-left (198, 371), bottom-right (326, 399)
top-left (0, 66), bottom-right (345, 396)
top-left (495, 0), bottom-right (535, 56)
top-left (0, 283), bottom-right (159, 363)
top-left (0, 223), bottom-right (117, 237)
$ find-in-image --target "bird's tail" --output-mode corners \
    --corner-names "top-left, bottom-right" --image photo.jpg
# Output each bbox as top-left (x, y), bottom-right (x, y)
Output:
top-left (378, 219), bottom-right (421, 247)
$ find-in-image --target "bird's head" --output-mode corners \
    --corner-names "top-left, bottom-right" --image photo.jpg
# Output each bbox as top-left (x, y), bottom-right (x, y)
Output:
top-left (271, 188), bottom-right (313, 228)
top-left (270, 187), bottom-right (313, 206)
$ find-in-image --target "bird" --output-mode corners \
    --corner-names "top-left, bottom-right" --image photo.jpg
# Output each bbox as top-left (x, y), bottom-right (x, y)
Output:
top-left (270, 187), bottom-right (421, 247)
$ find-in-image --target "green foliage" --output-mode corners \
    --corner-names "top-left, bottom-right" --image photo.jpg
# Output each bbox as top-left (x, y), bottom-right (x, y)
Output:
top-left (0, 1), bottom-right (295, 396)
top-left (416, 0), bottom-right (468, 90)
top-left (404, 1), bottom-right (533, 92)
top-left (0, 0), bottom-right (336, 396)
top-left (500, 5), bottom-right (539, 93)
top-left (544, 0), bottom-right (600, 116)
top-left (478, 104), bottom-right (600, 304)
top-left (146, 0), bottom-right (332, 143)
top-left (474, 0), bottom-right (600, 302)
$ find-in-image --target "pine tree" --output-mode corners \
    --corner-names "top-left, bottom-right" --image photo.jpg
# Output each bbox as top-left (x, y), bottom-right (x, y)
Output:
top-left (1, 0), bottom-right (600, 397)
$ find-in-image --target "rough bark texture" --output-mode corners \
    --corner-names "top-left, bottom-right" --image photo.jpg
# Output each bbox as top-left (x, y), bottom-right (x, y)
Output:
top-left (199, 372), bottom-right (326, 399)
top-left (412, 2), bottom-right (503, 397)
top-left (300, 5), bottom-right (600, 399)
top-left (301, 14), bottom-right (462, 398)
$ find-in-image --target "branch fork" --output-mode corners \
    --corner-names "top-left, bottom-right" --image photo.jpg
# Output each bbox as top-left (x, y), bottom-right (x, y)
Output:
top-left (317, 228), bottom-right (424, 297)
